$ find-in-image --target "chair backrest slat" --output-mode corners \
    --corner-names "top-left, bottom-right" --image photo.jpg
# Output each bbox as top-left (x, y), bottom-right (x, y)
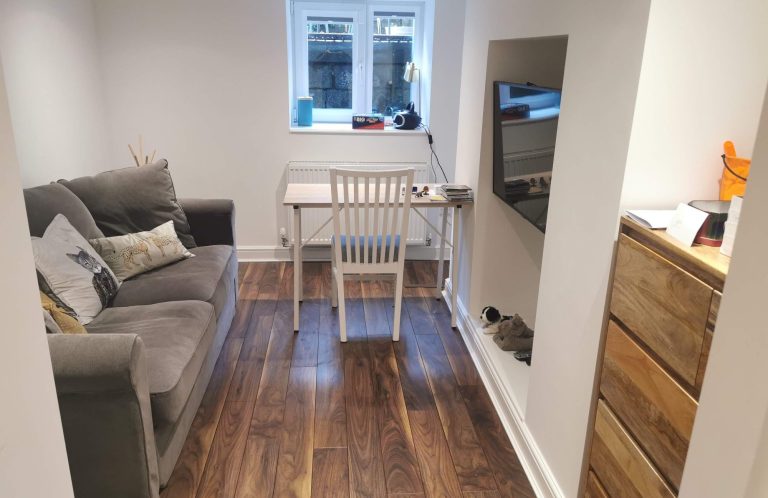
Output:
top-left (372, 177), bottom-right (380, 264)
top-left (363, 179), bottom-right (370, 264)
top-left (388, 175), bottom-right (402, 263)
top-left (353, 180), bottom-right (360, 263)
top-left (343, 179), bottom-right (352, 263)
top-left (381, 179), bottom-right (392, 261)
top-left (330, 168), bottom-right (414, 268)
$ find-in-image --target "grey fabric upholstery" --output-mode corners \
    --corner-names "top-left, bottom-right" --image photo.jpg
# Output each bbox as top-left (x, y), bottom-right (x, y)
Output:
top-left (23, 183), bottom-right (104, 239)
top-left (154, 292), bottom-right (235, 485)
top-left (33, 188), bottom-right (238, 497)
top-left (179, 198), bottom-right (236, 247)
top-left (48, 333), bottom-right (159, 498)
top-left (111, 245), bottom-right (235, 318)
top-left (86, 301), bottom-right (217, 429)
top-left (58, 160), bottom-right (197, 248)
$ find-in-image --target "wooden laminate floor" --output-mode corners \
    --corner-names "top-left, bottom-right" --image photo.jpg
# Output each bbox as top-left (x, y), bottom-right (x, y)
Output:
top-left (161, 261), bottom-right (534, 498)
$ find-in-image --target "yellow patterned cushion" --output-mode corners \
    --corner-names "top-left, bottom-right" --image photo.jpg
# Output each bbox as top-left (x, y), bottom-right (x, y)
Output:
top-left (89, 221), bottom-right (194, 281)
top-left (40, 292), bottom-right (87, 334)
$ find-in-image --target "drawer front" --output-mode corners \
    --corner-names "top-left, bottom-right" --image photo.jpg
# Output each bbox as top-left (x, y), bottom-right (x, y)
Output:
top-left (590, 400), bottom-right (675, 498)
top-left (611, 234), bottom-right (713, 385)
top-left (585, 470), bottom-right (609, 498)
top-left (695, 291), bottom-right (720, 394)
top-left (601, 320), bottom-right (697, 490)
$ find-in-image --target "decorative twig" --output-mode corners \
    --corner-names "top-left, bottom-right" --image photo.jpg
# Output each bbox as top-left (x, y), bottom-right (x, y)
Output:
top-left (128, 136), bottom-right (158, 166)
top-left (128, 144), bottom-right (140, 167)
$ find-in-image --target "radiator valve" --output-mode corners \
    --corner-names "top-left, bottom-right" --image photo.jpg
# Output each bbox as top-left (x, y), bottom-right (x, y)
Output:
top-left (426, 232), bottom-right (432, 246)
top-left (280, 228), bottom-right (288, 247)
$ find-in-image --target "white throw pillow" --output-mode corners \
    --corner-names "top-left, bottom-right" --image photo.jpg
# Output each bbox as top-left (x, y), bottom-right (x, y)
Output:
top-left (89, 220), bottom-right (194, 281)
top-left (32, 214), bottom-right (120, 324)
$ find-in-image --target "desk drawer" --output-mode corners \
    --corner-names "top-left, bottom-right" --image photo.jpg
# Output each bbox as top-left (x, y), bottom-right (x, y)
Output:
top-left (610, 235), bottom-right (713, 385)
top-left (590, 400), bottom-right (674, 498)
top-left (600, 320), bottom-right (697, 490)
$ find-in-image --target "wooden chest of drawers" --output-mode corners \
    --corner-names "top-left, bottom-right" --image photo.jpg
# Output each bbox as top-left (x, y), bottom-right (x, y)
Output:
top-left (584, 217), bottom-right (730, 496)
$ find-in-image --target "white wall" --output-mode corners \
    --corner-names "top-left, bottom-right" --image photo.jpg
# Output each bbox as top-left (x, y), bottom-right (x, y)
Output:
top-left (92, 0), bottom-right (465, 251)
top-left (454, 1), bottom-right (650, 495)
top-left (680, 85), bottom-right (768, 498)
top-left (461, 36), bottom-right (567, 332)
top-left (620, 0), bottom-right (768, 209)
top-left (0, 0), bottom-right (110, 187)
top-left (0, 58), bottom-right (74, 498)
top-left (456, 0), bottom-right (768, 496)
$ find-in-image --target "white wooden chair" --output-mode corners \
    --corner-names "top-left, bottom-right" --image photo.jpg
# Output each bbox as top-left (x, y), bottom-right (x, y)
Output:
top-left (330, 167), bottom-right (415, 342)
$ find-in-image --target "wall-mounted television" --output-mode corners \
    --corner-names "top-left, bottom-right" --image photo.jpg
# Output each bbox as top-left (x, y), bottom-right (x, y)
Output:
top-left (492, 81), bottom-right (561, 232)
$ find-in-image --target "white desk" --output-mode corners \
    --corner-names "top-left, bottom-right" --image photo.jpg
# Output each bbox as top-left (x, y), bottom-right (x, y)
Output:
top-left (283, 183), bottom-right (471, 332)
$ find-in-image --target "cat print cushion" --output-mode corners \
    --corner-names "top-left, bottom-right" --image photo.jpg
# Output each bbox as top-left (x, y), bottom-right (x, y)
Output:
top-left (32, 214), bottom-right (120, 324)
top-left (89, 220), bottom-right (194, 281)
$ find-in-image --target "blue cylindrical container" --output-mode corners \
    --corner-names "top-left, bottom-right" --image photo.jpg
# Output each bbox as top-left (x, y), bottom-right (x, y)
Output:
top-left (297, 96), bottom-right (313, 127)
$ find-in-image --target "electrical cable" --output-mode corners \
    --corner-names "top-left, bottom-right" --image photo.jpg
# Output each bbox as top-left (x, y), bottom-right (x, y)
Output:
top-left (419, 124), bottom-right (449, 183)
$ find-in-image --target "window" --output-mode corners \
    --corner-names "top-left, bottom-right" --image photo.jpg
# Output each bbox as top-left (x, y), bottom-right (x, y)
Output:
top-left (290, 1), bottom-right (425, 124)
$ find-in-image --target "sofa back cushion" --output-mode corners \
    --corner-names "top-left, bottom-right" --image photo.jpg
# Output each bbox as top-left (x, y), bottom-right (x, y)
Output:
top-left (24, 183), bottom-right (104, 239)
top-left (58, 159), bottom-right (197, 248)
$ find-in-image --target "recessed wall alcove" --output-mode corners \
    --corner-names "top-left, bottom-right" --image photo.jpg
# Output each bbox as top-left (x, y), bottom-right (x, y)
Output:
top-left (460, 35), bottom-right (569, 415)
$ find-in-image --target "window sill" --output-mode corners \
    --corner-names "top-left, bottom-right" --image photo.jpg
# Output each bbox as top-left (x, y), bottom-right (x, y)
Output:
top-left (289, 122), bottom-right (425, 136)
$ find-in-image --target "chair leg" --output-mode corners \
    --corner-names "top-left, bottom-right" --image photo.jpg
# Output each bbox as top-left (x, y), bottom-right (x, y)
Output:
top-left (331, 250), bottom-right (339, 308)
top-left (337, 273), bottom-right (347, 342)
top-left (392, 270), bottom-right (404, 342)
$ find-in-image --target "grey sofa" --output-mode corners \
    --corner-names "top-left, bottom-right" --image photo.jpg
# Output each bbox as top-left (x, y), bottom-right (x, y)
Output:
top-left (24, 181), bottom-right (237, 498)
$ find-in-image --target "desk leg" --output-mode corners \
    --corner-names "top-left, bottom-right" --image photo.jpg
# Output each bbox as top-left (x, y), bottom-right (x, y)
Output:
top-left (435, 207), bottom-right (448, 297)
top-left (451, 205), bottom-right (461, 328)
top-left (293, 206), bottom-right (301, 332)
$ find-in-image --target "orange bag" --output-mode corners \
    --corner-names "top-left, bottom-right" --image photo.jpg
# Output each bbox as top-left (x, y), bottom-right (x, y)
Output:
top-left (720, 141), bottom-right (750, 200)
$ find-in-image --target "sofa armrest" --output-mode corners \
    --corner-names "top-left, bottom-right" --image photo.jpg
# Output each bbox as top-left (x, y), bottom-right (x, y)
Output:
top-left (48, 334), bottom-right (159, 498)
top-left (179, 198), bottom-right (235, 247)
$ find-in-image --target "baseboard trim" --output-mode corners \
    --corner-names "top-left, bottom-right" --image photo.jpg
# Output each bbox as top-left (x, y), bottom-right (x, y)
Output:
top-left (443, 280), bottom-right (564, 498)
top-left (237, 245), bottom-right (444, 262)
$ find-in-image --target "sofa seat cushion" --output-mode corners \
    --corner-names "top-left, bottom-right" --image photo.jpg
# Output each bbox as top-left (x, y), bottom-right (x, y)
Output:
top-left (110, 245), bottom-right (235, 317)
top-left (86, 300), bottom-right (216, 427)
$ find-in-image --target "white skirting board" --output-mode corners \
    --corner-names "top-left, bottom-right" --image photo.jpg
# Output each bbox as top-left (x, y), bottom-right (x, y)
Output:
top-left (442, 279), bottom-right (564, 498)
top-left (237, 245), bottom-right (444, 262)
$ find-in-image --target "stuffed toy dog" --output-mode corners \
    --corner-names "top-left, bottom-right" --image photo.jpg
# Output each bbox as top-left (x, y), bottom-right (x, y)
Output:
top-left (493, 314), bottom-right (534, 352)
top-left (480, 305), bottom-right (512, 334)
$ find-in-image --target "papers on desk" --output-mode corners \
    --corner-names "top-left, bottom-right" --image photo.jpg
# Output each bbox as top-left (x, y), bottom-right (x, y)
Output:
top-left (626, 209), bottom-right (677, 229)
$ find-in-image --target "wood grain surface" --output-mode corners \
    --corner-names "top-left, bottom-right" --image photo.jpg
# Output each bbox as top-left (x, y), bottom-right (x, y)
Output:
top-left (620, 216), bottom-right (729, 289)
top-left (584, 471), bottom-right (609, 498)
top-left (600, 320), bottom-right (697, 490)
top-left (611, 234), bottom-right (713, 385)
top-left (160, 262), bottom-right (532, 498)
top-left (590, 400), bottom-right (674, 498)
top-left (695, 291), bottom-right (720, 396)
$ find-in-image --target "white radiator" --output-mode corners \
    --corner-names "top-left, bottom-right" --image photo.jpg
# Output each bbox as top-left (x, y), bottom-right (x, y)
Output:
top-left (503, 147), bottom-right (555, 181)
top-left (287, 161), bottom-right (430, 246)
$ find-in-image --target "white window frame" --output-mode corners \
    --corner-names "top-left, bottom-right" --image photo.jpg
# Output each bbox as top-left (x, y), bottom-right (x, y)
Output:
top-left (290, 0), bottom-right (425, 125)
top-left (293, 3), bottom-right (365, 123)
top-left (366, 3), bottom-right (423, 116)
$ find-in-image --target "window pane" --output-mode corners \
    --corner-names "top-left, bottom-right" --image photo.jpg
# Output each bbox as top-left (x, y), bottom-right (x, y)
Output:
top-left (372, 12), bottom-right (414, 116)
top-left (307, 17), bottom-right (354, 110)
